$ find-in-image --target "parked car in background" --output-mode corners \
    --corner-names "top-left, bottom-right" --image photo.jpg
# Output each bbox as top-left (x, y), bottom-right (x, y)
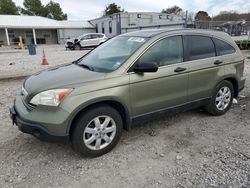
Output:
top-left (65, 33), bottom-right (108, 50)
top-left (10, 29), bottom-right (245, 157)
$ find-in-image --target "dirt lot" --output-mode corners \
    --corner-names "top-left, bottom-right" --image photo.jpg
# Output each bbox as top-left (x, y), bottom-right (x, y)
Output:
top-left (0, 45), bottom-right (88, 79)
top-left (0, 51), bottom-right (249, 188)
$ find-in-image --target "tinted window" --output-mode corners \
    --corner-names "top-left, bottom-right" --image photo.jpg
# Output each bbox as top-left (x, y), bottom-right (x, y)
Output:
top-left (91, 34), bottom-right (101, 39)
top-left (138, 36), bottom-right (183, 67)
top-left (213, 38), bottom-right (236, 55)
top-left (186, 35), bottom-right (215, 61)
top-left (102, 23), bottom-right (104, 33)
top-left (81, 35), bottom-right (91, 40)
top-left (109, 21), bottom-right (112, 33)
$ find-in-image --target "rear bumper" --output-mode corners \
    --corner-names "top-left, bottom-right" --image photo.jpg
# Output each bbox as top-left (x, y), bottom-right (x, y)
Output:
top-left (10, 106), bottom-right (69, 143)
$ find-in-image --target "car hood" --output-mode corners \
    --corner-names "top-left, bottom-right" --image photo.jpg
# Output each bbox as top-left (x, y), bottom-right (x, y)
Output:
top-left (24, 63), bottom-right (106, 96)
top-left (66, 38), bottom-right (78, 43)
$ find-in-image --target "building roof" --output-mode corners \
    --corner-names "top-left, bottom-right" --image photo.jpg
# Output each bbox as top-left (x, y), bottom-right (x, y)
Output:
top-left (0, 15), bottom-right (94, 29)
top-left (58, 20), bottom-right (94, 28)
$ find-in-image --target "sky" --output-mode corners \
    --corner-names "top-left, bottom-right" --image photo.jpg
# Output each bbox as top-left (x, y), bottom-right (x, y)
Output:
top-left (13, 0), bottom-right (250, 20)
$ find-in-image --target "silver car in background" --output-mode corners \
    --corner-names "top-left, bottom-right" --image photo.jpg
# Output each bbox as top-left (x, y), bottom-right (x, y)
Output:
top-left (65, 33), bottom-right (108, 50)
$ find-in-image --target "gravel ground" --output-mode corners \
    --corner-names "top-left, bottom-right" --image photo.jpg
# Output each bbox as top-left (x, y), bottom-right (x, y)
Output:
top-left (0, 51), bottom-right (249, 188)
top-left (0, 45), bottom-right (89, 79)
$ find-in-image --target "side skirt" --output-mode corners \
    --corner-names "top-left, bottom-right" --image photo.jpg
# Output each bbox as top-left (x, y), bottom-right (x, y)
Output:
top-left (131, 97), bottom-right (211, 126)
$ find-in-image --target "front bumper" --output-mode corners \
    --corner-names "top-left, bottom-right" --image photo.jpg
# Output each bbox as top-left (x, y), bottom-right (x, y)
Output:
top-left (10, 101), bottom-right (69, 143)
top-left (65, 42), bottom-right (74, 49)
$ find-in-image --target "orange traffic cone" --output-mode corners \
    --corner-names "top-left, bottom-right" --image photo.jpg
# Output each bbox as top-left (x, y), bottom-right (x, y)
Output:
top-left (41, 48), bottom-right (48, 65)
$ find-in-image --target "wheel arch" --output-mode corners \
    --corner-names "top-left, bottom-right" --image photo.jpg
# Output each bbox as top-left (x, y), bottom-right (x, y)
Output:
top-left (223, 77), bottom-right (239, 97)
top-left (67, 99), bottom-right (131, 139)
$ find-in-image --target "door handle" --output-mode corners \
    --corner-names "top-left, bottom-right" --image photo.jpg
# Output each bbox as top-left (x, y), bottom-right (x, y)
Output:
top-left (174, 67), bottom-right (187, 73)
top-left (214, 60), bottom-right (223, 65)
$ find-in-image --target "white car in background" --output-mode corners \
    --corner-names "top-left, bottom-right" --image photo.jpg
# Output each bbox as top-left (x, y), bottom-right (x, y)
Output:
top-left (65, 33), bottom-right (108, 50)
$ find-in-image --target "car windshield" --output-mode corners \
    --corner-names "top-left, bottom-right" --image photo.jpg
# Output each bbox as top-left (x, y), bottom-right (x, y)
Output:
top-left (77, 36), bottom-right (148, 72)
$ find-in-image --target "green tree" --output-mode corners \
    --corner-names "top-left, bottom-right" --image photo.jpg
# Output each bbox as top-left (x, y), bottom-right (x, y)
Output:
top-left (46, 1), bottom-right (67, 20)
top-left (104, 3), bottom-right (124, 16)
top-left (21, 0), bottom-right (48, 17)
top-left (21, 0), bottom-right (67, 20)
top-left (161, 5), bottom-right (183, 15)
top-left (213, 11), bottom-right (240, 21)
top-left (0, 0), bottom-right (19, 15)
top-left (195, 11), bottom-right (211, 21)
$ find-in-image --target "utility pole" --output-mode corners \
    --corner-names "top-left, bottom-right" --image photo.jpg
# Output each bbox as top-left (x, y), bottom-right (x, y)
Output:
top-left (185, 10), bottom-right (188, 28)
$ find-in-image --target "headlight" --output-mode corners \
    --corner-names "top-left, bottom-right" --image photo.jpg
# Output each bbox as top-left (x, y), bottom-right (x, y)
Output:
top-left (30, 88), bottom-right (73, 106)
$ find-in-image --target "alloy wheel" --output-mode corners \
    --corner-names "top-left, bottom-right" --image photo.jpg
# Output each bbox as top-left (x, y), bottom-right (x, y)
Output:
top-left (83, 115), bottom-right (116, 150)
top-left (215, 86), bottom-right (231, 111)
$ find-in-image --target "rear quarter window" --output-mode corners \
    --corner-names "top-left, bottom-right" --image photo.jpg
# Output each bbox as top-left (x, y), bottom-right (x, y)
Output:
top-left (213, 38), bottom-right (236, 56)
top-left (185, 35), bottom-right (216, 61)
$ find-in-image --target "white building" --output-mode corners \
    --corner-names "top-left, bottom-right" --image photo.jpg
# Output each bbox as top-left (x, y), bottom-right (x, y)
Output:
top-left (0, 13), bottom-right (185, 46)
top-left (90, 12), bottom-right (185, 38)
top-left (0, 15), bottom-right (95, 45)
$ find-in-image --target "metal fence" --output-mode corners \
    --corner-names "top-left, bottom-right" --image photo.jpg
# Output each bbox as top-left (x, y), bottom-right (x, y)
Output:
top-left (190, 20), bottom-right (250, 37)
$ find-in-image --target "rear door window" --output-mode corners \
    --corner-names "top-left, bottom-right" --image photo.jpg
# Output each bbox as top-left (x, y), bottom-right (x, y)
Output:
top-left (91, 34), bottom-right (103, 39)
top-left (185, 35), bottom-right (216, 61)
top-left (213, 38), bottom-right (236, 56)
top-left (90, 35), bottom-right (97, 39)
top-left (82, 35), bottom-right (91, 40)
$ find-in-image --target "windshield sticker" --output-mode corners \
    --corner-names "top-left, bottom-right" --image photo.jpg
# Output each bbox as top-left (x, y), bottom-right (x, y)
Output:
top-left (128, 37), bottom-right (145, 43)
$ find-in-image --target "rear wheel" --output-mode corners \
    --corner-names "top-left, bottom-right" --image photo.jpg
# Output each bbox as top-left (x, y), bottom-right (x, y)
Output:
top-left (205, 80), bottom-right (234, 115)
top-left (71, 105), bottom-right (123, 157)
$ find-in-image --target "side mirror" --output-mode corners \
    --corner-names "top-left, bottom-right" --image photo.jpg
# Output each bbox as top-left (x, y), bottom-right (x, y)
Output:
top-left (133, 62), bottom-right (158, 73)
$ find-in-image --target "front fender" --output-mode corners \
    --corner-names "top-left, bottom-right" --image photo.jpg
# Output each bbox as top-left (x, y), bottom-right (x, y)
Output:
top-left (60, 86), bottom-right (131, 133)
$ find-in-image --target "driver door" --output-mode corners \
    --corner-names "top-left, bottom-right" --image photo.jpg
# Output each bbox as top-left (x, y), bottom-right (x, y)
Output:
top-left (129, 35), bottom-right (188, 117)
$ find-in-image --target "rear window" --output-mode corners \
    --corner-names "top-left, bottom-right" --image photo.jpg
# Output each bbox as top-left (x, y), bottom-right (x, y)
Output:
top-left (185, 35), bottom-right (216, 61)
top-left (213, 38), bottom-right (236, 56)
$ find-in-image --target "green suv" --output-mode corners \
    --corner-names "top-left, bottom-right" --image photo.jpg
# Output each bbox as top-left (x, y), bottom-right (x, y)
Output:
top-left (10, 29), bottom-right (245, 157)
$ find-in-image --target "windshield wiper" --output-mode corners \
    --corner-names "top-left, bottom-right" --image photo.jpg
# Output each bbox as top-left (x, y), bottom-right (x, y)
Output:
top-left (77, 63), bottom-right (95, 71)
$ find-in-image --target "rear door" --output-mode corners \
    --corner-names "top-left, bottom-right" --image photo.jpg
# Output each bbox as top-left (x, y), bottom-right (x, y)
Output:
top-left (129, 36), bottom-right (189, 117)
top-left (184, 35), bottom-right (224, 101)
top-left (80, 34), bottom-right (92, 47)
top-left (92, 34), bottom-right (103, 46)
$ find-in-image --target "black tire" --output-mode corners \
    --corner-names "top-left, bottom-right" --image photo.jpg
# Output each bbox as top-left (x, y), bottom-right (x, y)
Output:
top-left (205, 80), bottom-right (234, 116)
top-left (74, 44), bottom-right (81, 50)
top-left (71, 105), bottom-right (123, 157)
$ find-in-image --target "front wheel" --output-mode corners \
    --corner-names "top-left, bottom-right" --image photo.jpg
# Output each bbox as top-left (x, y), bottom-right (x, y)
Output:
top-left (71, 105), bottom-right (123, 157)
top-left (74, 44), bottom-right (81, 50)
top-left (205, 80), bottom-right (234, 116)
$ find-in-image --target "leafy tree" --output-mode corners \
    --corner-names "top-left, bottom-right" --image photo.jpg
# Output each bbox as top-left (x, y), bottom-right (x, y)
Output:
top-left (0, 0), bottom-right (19, 15)
top-left (104, 3), bottom-right (124, 16)
top-left (21, 0), bottom-right (67, 20)
top-left (161, 5), bottom-right (183, 15)
top-left (195, 11), bottom-right (211, 21)
top-left (213, 11), bottom-right (240, 21)
top-left (21, 0), bottom-right (48, 17)
top-left (240, 13), bottom-right (250, 21)
top-left (46, 1), bottom-right (67, 20)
